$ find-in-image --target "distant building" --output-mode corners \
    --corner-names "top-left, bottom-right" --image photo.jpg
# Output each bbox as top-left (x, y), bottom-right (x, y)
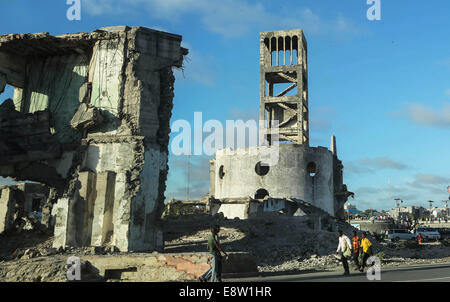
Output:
top-left (431, 207), bottom-right (449, 219)
top-left (389, 206), bottom-right (428, 220)
top-left (344, 203), bottom-right (361, 216)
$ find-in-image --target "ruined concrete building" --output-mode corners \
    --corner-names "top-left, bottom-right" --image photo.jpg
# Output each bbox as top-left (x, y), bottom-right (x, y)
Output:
top-left (0, 26), bottom-right (188, 251)
top-left (209, 30), bottom-right (353, 219)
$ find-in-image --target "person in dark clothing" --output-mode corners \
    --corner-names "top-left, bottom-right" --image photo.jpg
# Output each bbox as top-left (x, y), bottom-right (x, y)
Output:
top-left (351, 230), bottom-right (361, 271)
top-left (199, 225), bottom-right (229, 282)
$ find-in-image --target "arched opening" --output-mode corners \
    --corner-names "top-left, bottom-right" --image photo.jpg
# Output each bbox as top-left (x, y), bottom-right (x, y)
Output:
top-left (255, 188), bottom-right (269, 199)
top-left (285, 36), bottom-right (292, 65)
top-left (255, 161), bottom-right (270, 176)
top-left (219, 165), bottom-right (225, 179)
top-left (307, 162), bottom-right (317, 177)
top-left (271, 37), bottom-right (277, 66)
top-left (31, 197), bottom-right (44, 212)
top-left (292, 35), bottom-right (298, 64)
top-left (264, 38), bottom-right (270, 52)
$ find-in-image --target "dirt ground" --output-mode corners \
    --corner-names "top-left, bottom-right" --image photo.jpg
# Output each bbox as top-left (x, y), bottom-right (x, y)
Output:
top-left (1, 212), bottom-right (450, 281)
top-left (163, 213), bottom-right (450, 273)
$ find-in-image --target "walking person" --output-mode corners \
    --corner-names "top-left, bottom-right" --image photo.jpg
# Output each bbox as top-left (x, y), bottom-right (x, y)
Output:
top-left (335, 230), bottom-right (352, 276)
top-left (351, 230), bottom-right (361, 271)
top-left (199, 225), bottom-right (229, 282)
top-left (359, 232), bottom-right (373, 272)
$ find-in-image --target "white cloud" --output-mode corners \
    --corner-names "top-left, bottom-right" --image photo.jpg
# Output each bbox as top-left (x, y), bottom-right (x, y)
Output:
top-left (310, 106), bottom-right (338, 133)
top-left (83, 0), bottom-right (121, 15)
top-left (166, 155), bottom-right (211, 200)
top-left (83, 0), bottom-right (364, 39)
top-left (174, 42), bottom-right (216, 87)
top-left (393, 102), bottom-right (450, 128)
top-left (345, 157), bottom-right (409, 174)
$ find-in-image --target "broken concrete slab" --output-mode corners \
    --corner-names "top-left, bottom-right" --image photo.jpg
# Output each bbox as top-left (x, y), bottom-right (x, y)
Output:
top-left (70, 102), bottom-right (104, 131)
top-left (90, 171), bottom-right (116, 246)
top-left (0, 187), bottom-right (15, 233)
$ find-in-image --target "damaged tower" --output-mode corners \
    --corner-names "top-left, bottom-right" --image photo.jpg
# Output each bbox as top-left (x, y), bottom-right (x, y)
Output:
top-left (209, 30), bottom-right (353, 219)
top-left (0, 26), bottom-right (188, 251)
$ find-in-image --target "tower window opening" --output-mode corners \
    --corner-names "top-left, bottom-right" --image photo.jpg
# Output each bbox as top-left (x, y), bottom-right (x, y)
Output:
top-left (255, 188), bottom-right (269, 199)
top-left (307, 162), bottom-right (317, 177)
top-left (219, 165), bottom-right (225, 179)
top-left (255, 161), bottom-right (270, 176)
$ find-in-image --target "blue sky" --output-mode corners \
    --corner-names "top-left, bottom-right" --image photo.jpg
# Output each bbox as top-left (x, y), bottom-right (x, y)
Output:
top-left (0, 0), bottom-right (449, 211)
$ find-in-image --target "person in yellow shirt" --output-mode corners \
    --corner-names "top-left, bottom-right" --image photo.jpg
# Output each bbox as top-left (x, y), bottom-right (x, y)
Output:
top-left (359, 232), bottom-right (373, 272)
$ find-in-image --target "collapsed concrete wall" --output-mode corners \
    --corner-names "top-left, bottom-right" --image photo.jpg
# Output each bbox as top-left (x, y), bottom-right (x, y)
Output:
top-left (0, 183), bottom-right (49, 233)
top-left (0, 26), bottom-right (188, 252)
top-left (0, 187), bottom-right (16, 233)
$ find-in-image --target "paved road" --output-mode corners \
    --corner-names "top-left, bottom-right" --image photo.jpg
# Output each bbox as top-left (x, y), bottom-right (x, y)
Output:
top-left (231, 263), bottom-right (450, 282)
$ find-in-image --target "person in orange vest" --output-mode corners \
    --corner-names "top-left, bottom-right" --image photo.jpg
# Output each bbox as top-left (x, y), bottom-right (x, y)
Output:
top-left (417, 232), bottom-right (423, 244)
top-left (351, 230), bottom-right (361, 271)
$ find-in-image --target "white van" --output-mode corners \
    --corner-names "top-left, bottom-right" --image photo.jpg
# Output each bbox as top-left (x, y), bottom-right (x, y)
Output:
top-left (386, 229), bottom-right (416, 241)
top-left (415, 228), bottom-right (441, 241)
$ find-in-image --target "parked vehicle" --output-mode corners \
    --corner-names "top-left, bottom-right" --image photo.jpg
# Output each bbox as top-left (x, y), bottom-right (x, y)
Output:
top-left (415, 228), bottom-right (441, 241)
top-left (386, 229), bottom-right (416, 242)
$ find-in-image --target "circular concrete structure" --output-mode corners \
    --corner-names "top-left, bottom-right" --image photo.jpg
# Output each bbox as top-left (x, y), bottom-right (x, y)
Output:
top-left (213, 144), bottom-right (337, 215)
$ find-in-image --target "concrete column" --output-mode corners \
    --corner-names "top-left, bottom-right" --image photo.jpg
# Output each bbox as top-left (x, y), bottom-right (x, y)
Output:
top-left (0, 188), bottom-right (15, 233)
top-left (91, 171), bottom-right (116, 246)
top-left (53, 197), bottom-right (77, 248)
top-left (209, 159), bottom-right (215, 196)
top-left (77, 171), bottom-right (97, 246)
top-left (331, 135), bottom-right (337, 156)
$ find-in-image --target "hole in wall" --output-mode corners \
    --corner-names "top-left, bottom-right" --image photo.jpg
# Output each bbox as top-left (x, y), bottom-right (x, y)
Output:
top-left (31, 197), bottom-right (43, 212)
top-left (255, 161), bottom-right (270, 176)
top-left (292, 49), bottom-right (298, 65)
top-left (285, 49), bottom-right (291, 65)
top-left (273, 83), bottom-right (298, 97)
top-left (278, 50), bottom-right (284, 66)
top-left (307, 162), bottom-right (317, 177)
top-left (219, 165), bottom-right (225, 179)
top-left (264, 38), bottom-right (270, 52)
top-left (1, 84), bottom-right (15, 104)
top-left (255, 188), bottom-right (269, 199)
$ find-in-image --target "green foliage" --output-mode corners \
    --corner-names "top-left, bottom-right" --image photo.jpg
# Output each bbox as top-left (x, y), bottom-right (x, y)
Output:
top-left (396, 239), bottom-right (420, 249)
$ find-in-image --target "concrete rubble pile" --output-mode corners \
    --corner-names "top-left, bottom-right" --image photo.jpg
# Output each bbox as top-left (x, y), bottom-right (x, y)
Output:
top-left (0, 183), bottom-right (49, 234)
top-left (0, 26), bottom-right (188, 252)
top-left (163, 201), bottom-right (379, 271)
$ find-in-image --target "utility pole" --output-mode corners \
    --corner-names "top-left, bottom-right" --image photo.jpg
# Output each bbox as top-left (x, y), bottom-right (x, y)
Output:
top-left (443, 199), bottom-right (449, 221)
top-left (394, 198), bottom-right (403, 219)
top-left (428, 200), bottom-right (434, 224)
top-left (186, 154), bottom-right (190, 201)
